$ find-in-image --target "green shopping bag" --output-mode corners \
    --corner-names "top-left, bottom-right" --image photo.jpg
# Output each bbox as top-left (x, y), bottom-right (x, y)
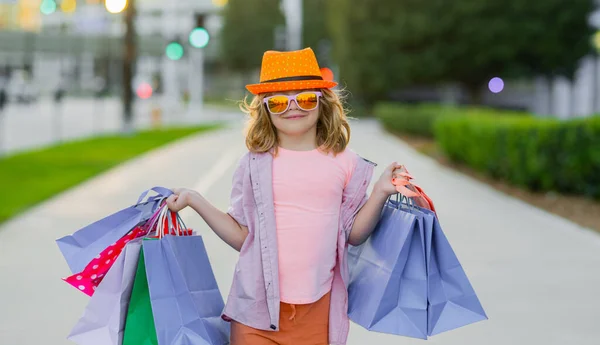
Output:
top-left (122, 247), bottom-right (158, 345)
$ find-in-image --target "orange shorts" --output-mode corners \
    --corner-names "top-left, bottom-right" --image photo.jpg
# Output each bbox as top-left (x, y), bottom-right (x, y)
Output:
top-left (230, 291), bottom-right (331, 345)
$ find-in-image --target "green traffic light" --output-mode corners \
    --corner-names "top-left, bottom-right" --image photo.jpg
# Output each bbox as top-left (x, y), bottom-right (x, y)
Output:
top-left (165, 42), bottom-right (184, 60)
top-left (189, 28), bottom-right (210, 48)
top-left (40, 0), bottom-right (57, 15)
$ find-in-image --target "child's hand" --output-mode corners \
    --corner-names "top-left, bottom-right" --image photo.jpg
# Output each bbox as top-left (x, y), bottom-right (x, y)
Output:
top-left (373, 162), bottom-right (406, 197)
top-left (166, 188), bottom-right (196, 212)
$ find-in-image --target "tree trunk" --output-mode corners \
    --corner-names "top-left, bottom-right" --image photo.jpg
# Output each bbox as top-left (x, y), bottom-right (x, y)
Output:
top-left (466, 84), bottom-right (483, 105)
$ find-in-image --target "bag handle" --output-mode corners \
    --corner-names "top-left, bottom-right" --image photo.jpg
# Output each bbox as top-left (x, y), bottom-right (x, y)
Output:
top-left (145, 203), bottom-right (167, 235)
top-left (150, 206), bottom-right (190, 238)
top-left (136, 187), bottom-right (173, 205)
top-left (391, 167), bottom-right (436, 212)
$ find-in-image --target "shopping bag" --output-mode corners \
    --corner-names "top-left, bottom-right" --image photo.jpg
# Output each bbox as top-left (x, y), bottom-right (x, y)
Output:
top-left (393, 191), bottom-right (488, 336)
top-left (422, 208), bottom-right (488, 336)
top-left (347, 198), bottom-right (428, 339)
top-left (67, 240), bottom-right (143, 345)
top-left (122, 245), bottom-right (159, 345)
top-left (56, 186), bottom-right (172, 274)
top-left (143, 233), bottom-right (230, 345)
top-left (143, 234), bottom-right (230, 345)
top-left (63, 227), bottom-right (146, 296)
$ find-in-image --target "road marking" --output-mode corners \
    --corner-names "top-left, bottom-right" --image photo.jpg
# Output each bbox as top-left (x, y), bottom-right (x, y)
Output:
top-left (193, 146), bottom-right (241, 195)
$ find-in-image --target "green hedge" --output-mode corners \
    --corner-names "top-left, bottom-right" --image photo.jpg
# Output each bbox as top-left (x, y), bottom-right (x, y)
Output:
top-left (374, 103), bottom-right (529, 137)
top-left (434, 115), bottom-right (600, 198)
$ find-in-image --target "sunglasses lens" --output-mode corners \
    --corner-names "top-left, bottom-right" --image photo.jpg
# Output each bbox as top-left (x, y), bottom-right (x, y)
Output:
top-left (267, 96), bottom-right (289, 114)
top-left (296, 92), bottom-right (319, 111)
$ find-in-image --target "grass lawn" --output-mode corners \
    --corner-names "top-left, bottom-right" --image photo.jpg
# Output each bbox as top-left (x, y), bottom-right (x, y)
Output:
top-left (0, 124), bottom-right (221, 224)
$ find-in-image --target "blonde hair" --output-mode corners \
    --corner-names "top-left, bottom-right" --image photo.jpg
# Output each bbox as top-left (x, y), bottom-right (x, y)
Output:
top-left (240, 88), bottom-right (351, 155)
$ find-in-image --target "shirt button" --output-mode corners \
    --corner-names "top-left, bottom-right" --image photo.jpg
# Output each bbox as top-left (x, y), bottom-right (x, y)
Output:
top-left (270, 324), bottom-right (277, 330)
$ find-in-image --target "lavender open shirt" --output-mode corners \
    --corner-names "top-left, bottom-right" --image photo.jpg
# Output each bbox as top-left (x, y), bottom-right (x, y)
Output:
top-left (222, 149), bottom-right (376, 345)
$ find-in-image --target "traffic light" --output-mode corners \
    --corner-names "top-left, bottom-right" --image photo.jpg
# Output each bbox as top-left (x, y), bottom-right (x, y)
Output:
top-left (189, 13), bottom-right (210, 49)
top-left (165, 40), bottom-right (185, 61)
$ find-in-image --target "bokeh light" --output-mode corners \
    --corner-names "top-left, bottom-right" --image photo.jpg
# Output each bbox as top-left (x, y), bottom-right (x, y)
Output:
top-left (212, 0), bottom-right (228, 6)
top-left (105, 0), bottom-right (127, 14)
top-left (593, 31), bottom-right (600, 52)
top-left (40, 0), bottom-right (57, 15)
top-left (165, 42), bottom-right (184, 61)
top-left (488, 77), bottom-right (504, 93)
top-left (189, 28), bottom-right (210, 49)
top-left (136, 83), bottom-right (153, 99)
top-left (60, 0), bottom-right (77, 14)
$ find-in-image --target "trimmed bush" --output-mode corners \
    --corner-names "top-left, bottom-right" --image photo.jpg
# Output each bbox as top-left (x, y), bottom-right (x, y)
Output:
top-left (375, 102), bottom-right (528, 137)
top-left (434, 115), bottom-right (600, 198)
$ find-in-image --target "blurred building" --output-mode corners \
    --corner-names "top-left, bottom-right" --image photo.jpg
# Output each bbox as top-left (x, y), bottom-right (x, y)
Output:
top-left (0, 0), bottom-right (41, 31)
top-left (0, 0), bottom-right (224, 106)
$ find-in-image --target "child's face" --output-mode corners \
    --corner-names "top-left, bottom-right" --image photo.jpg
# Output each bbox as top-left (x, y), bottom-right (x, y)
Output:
top-left (266, 89), bottom-right (320, 138)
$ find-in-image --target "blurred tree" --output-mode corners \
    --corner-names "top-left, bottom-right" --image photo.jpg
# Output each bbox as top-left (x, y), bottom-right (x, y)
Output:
top-left (220, 0), bottom-right (285, 77)
top-left (329, 0), bottom-right (442, 107)
top-left (430, 0), bottom-right (594, 102)
top-left (330, 0), bottom-right (594, 106)
top-left (303, 0), bottom-right (333, 66)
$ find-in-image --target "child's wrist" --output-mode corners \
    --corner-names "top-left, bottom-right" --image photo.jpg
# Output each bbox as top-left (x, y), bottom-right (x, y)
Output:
top-left (183, 190), bottom-right (198, 207)
top-left (372, 184), bottom-right (390, 200)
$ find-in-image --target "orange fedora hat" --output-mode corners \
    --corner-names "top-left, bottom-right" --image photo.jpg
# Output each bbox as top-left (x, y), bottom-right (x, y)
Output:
top-left (246, 47), bottom-right (338, 95)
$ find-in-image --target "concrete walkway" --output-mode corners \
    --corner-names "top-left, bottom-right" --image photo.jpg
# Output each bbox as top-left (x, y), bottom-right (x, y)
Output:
top-left (0, 119), bottom-right (598, 345)
top-left (0, 96), bottom-right (241, 155)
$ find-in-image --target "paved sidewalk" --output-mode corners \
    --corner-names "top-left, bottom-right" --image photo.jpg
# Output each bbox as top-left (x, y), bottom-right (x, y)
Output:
top-left (0, 119), bottom-right (599, 345)
top-left (0, 96), bottom-right (241, 155)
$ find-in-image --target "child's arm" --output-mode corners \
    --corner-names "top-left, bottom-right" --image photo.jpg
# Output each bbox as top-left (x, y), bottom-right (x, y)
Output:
top-left (348, 161), bottom-right (429, 246)
top-left (166, 189), bottom-right (248, 251)
top-left (347, 188), bottom-right (389, 246)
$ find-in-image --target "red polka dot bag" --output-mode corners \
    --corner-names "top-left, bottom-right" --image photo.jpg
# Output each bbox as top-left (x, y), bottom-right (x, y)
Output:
top-left (62, 226), bottom-right (148, 296)
top-left (62, 197), bottom-right (194, 296)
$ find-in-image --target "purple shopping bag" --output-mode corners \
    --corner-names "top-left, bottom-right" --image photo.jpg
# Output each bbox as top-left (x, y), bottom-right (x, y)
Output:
top-left (347, 199), bottom-right (428, 339)
top-left (142, 235), bottom-right (230, 345)
top-left (68, 239), bottom-right (142, 345)
top-left (388, 200), bottom-right (488, 337)
top-left (56, 187), bottom-right (172, 274)
top-left (422, 209), bottom-right (488, 336)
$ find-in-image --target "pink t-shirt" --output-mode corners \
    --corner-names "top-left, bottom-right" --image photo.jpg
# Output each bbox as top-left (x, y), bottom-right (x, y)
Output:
top-left (272, 146), bottom-right (357, 304)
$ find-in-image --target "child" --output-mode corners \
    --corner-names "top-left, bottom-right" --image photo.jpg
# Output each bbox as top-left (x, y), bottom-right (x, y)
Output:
top-left (166, 48), bottom-right (429, 345)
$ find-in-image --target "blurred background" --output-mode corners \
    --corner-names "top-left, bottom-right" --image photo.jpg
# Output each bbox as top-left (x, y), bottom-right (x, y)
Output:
top-left (0, 0), bottom-right (599, 226)
top-left (2, 0), bottom-right (600, 123)
top-left (1, 3), bottom-right (600, 344)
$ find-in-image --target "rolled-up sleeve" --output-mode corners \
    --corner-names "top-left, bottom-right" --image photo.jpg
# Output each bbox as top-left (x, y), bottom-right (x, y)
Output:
top-left (227, 154), bottom-right (248, 227)
top-left (342, 152), bottom-right (374, 239)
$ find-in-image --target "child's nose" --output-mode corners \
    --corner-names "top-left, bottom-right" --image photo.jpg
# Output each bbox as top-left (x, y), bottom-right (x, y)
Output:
top-left (288, 99), bottom-right (299, 110)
